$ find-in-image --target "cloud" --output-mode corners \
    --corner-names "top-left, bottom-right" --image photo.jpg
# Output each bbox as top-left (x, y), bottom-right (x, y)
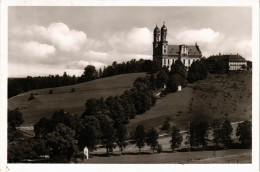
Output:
top-left (174, 28), bottom-right (221, 44)
top-left (9, 40), bottom-right (56, 63)
top-left (170, 28), bottom-right (251, 60)
top-left (70, 60), bottom-right (106, 70)
top-left (10, 22), bottom-right (87, 52)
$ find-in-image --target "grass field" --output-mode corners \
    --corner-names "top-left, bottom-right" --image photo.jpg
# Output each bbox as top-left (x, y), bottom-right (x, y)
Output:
top-left (84, 149), bottom-right (251, 164)
top-left (8, 73), bottom-right (146, 125)
top-left (126, 71), bottom-right (252, 134)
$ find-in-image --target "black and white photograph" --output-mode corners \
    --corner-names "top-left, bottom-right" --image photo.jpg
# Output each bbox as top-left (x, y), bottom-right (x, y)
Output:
top-left (0, 0), bottom-right (259, 172)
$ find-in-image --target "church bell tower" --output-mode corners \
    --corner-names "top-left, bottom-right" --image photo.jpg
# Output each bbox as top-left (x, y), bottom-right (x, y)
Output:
top-left (153, 25), bottom-right (160, 56)
top-left (160, 22), bottom-right (168, 56)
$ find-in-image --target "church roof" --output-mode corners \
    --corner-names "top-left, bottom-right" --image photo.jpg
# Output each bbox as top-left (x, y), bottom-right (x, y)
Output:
top-left (207, 54), bottom-right (246, 62)
top-left (168, 45), bottom-right (179, 55)
top-left (187, 45), bottom-right (201, 56)
top-left (167, 44), bottom-right (201, 56)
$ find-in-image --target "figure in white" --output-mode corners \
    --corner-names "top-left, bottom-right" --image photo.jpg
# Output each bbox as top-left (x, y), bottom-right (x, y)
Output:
top-left (84, 147), bottom-right (89, 159)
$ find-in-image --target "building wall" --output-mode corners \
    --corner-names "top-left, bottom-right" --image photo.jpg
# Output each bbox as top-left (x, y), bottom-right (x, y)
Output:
top-left (229, 61), bottom-right (247, 70)
top-left (162, 57), bottom-right (200, 69)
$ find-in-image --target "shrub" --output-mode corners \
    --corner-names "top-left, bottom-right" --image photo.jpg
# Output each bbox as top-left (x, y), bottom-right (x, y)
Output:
top-left (28, 93), bottom-right (35, 100)
top-left (161, 118), bottom-right (171, 131)
top-left (156, 144), bottom-right (162, 153)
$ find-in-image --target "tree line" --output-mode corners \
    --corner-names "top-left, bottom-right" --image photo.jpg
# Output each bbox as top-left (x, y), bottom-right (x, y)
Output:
top-left (8, 59), bottom-right (159, 98)
top-left (8, 108), bottom-right (252, 163)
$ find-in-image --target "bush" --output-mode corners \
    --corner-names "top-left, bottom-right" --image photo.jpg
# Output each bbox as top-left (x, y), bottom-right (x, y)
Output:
top-left (28, 93), bottom-right (35, 100)
top-left (156, 144), bottom-right (162, 153)
top-left (161, 118), bottom-right (170, 131)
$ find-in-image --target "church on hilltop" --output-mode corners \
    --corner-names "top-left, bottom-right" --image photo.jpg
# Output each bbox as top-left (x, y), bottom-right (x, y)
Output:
top-left (153, 22), bottom-right (202, 69)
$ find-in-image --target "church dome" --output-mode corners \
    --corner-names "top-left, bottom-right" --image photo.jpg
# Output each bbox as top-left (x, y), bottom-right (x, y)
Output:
top-left (161, 23), bottom-right (167, 32)
top-left (154, 25), bottom-right (160, 33)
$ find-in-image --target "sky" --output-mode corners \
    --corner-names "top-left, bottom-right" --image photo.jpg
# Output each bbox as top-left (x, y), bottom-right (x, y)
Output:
top-left (8, 6), bottom-right (252, 77)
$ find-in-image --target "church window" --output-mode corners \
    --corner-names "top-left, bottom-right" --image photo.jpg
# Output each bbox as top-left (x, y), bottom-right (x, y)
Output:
top-left (168, 59), bottom-right (170, 64)
top-left (164, 49), bottom-right (166, 54)
top-left (188, 59), bottom-right (190, 65)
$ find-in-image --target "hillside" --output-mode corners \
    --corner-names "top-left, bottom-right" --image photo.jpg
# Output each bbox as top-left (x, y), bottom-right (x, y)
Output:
top-left (8, 73), bottom-right (146, 125)
top-left (126, 71), bottom-right (252, 134)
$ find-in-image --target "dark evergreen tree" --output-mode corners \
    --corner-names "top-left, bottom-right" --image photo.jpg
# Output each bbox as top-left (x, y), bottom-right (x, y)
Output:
top-left (211, 119), bottom-right (222, 147)
top-left (115, 123), bottom-right (128, 154)
top-left (156, 70), bottom-right (168, 88)
top-left (220, 119), bottom-right (233, 148)
top-left (134, 125), bottom-right (146, 152)
top-left (170, 126), bottom-right (182, 152)
top-left (236, 121), bottom-right (251, 148)
top-left (146, 128), bottom-right (159, 153)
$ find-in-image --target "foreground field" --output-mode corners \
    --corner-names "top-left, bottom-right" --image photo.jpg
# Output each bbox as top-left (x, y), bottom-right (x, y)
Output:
top-left (84, 149), bottom-right (251, 164)
top-left (8, 73), bottom-right (146, 125)
top-left (127, 71), bottom-right (252, 133)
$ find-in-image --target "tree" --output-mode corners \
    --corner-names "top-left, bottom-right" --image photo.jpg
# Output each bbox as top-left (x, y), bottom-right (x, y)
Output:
top-left (8, 108), bottom-right (24, 129)
top-left (119, 94), bottom-right (136, 120)
top-left (156, 70), bottom-right (168, 88)
top-left (187, 60), bottom-right (208, 83)
top-left (80, 65), bottom-right (98, 82)
top-left (196, 121), bottom-right (209, 149)
top-left (96, 115), bottom-right (116, 154)
top-left (236, 121), bottom-right (251, 148)
top-left (51, 109), bottom-right (65, 123)
top-left (134, 125), bottom-right (146, 152)
top-left (146, 128), bottom-right (159, 153)
top-left (186, 120), bottom-right (209, 149)
top-left (211, 119), bottom-right (222, 147)
top-left (220, 119), bottom-right (233, 148)
top-left (170, 59), bottom-right (187, 79)
top-left (241, 64), bottom-right (247, 70)
top-left (8, 138), bottom-right (38, 163)
top-left (247, 61), bottom-right (252, 70)
top-left (214, 60), bottom-right (227, 75)
top-left (45, 123), bottom-right (77, 162)
top-left (34, 117), bottom-right (56, 139)
top-left (28, 93), bottom-right (35, 100)
top-left (82, 98), bottom-right (103, 117)
top-left (148, 74), bottom-right (157, 90)
top-left (167, 74), bottom-right (186, 93)
top-left (161, 118), bottom-right (171, 132)
top-left (105, 96), bottom-right (126, 128)
top-left (115, 123), bottom-right (128, 154)
top-left (78, 116), bottom-right (101, 151)
top-left (170, 126), bottom-right (182, 152)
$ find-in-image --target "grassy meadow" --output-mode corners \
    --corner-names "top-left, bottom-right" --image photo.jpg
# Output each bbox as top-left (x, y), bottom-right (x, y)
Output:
top-left (8, 73), bottom-right (146, 125)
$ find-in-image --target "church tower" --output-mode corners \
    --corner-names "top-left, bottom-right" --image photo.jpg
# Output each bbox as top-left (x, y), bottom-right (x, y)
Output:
top-left (153, 25), bottom-right (160, 56)
top-left (160, 22), bottom-right (168, 56)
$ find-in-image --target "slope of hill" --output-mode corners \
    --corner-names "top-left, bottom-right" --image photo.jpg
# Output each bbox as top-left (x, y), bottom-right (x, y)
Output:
top-left (127, 71), bottom-right (252, 134)
top-left (8, 73), bottom-right (146, 125)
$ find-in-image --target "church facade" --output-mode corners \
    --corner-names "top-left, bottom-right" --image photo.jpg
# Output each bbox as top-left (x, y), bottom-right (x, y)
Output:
top-left (153, 23), bottom-right (202, 69)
